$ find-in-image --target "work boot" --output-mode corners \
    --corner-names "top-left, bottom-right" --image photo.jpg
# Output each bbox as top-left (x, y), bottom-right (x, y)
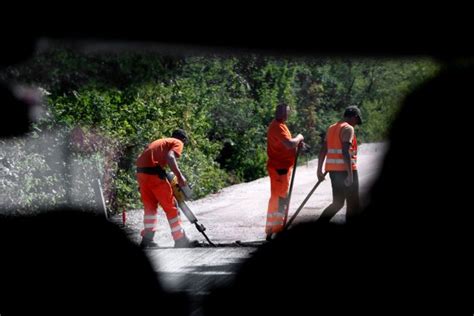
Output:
top-left (174, 234), bottom-right (199, 248)
top-left (140, 231), bottom-right (158, 248)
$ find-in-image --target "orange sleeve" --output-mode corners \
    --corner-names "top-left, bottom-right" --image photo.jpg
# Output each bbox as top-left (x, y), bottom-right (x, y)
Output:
top-left (170, 139), bottom-right (183, 158)
top-left (276, 124), bottom-right (292, 142)
top-left (268, 122), bottom-right (291, 144)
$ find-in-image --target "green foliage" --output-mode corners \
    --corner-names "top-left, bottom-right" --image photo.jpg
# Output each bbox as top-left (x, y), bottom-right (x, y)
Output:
top-left (179, 148), bottom-right (228, 198)
top-left (0, 137), bottom-right (65, 213)
top-left (0, 47), bottom-right (439, 213)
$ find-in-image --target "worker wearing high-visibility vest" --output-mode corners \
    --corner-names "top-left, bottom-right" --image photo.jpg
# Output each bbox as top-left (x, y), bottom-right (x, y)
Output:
top-left (136, 129), bottom-right (196, 248)
top-left (266, 103), bottom-right (304, 240)
top-left (317, 106), bottom-right (363, 223)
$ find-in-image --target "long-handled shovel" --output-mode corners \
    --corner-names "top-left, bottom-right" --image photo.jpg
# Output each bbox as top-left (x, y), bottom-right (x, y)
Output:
top-left (283, 171), bottom-right (328, 230)
top-left (282, 146), bottom-right (301, 226)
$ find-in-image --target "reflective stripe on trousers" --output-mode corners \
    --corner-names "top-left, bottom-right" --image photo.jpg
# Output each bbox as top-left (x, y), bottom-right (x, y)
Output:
top-left (326, 158), bottom-right (357, 164)
top-left (168, 214), bottom-right (184, 240)
top-left (137, 172), bottom-right (185, 240)
top-left (266, 167), bottom-right (291, 234)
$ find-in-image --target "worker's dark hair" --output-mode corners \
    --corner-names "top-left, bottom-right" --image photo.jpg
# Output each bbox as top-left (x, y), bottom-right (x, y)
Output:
top-left (343, 105), bottom-right (363, 124)
top-left (172, 129), bottom-right (189, 144)
top-left (275, 103), bottom-right (289, 120)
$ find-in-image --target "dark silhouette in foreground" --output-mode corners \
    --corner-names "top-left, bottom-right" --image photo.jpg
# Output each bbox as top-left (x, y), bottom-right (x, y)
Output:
top-left (0, 209), bottom-right (189, 315)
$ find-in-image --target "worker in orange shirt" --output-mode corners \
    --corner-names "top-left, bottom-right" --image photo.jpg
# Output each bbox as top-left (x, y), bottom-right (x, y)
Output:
top-left (136, 129), bottom-right (196, 248)
top-left (266, 103), bottom-right (304, 240)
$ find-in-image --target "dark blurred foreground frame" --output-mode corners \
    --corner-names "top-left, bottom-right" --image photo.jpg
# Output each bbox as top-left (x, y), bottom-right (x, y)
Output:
top-left (0, 209), bottom-right (190, 315)
top-left (1, 22), bottom-right (472, 315)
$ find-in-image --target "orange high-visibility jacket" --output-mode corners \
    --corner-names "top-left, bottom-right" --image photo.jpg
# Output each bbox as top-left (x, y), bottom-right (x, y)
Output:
top-left (325, 122), bottom-right (357, 171)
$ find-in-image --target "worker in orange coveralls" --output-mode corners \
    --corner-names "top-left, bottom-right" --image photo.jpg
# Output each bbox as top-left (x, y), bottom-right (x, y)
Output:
top-left (265, 103), bottom-right (304, 241)
top-left (136, 129), bottom-right (196, 248)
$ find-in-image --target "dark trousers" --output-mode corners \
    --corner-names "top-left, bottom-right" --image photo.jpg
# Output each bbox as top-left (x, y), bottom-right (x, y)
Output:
top-left (318, 170), bottom-right (360, 223)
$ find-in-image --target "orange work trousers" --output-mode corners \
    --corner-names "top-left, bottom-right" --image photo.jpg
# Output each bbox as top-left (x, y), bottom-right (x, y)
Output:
top-left (137, 173), bottom-right (185, 240)
top-left (266, 166), bottom-right (292, 234)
